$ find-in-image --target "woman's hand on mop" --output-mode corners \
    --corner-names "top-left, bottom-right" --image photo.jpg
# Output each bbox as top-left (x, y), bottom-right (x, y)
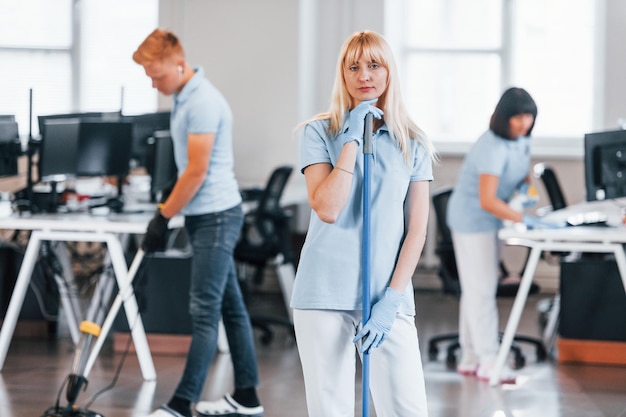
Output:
top-left (353, 287), bottom-right (403, 353)
top-left (342, 99), bottom-right (384, 147)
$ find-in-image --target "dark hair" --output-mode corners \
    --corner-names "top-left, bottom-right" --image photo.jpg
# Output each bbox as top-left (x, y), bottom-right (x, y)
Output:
top-left (489, 87), bottom-right (537, 139)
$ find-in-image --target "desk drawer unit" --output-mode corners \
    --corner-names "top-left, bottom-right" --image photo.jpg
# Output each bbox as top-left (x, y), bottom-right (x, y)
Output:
top-left (558, 257), bottom-right (626, 365)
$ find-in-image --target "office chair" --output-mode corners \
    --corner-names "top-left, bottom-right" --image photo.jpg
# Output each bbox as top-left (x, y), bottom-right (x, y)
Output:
top-left (427, 186), bottom-right (547, 370)
top-left (533, 163), bottom-right (567, 212)
top-left (235, 165), bottom-right (295, 344)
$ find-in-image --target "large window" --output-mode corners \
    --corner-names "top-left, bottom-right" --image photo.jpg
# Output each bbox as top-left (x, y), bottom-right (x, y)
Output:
top-left (386, 0), bottom-right (599, 154)
top-left (0, 0), bottom-right (158, 138)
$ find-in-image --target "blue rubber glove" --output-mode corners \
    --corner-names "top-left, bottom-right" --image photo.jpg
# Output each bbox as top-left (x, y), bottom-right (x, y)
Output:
top-left (342, 99), bottom-right (384, 147)
top-left (353, 287), bottom-right (403, 353)
top-left (522, 214), bottom-right (564, 230)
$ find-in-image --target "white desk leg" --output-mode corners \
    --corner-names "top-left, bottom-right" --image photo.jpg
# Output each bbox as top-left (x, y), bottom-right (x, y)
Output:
top-left (109, 245), bottom-right (155, 381)
top-left (0, 232), bottom-right (42, 370)
top-left (132, 380), bottom-right (157, 415)
top-left (83, 246), bottom-right (155, 381)
top-left (489, 245), bottom-right (543, 386)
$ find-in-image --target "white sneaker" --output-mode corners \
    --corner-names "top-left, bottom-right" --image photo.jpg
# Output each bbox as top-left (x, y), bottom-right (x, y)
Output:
top-left (147, 405), bottom-right (185, 417)
top-left (196, 394), bottom-right (264, 416)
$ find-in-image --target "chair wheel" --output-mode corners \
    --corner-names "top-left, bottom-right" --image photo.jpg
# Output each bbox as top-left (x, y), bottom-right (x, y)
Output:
top-left (513, 354), bottom-right (526, 370)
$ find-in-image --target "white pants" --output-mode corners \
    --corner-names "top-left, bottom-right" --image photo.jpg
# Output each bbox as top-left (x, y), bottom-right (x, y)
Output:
top-left (293, 309), bottom-right (428, 417)
top-left (451, 231), bottom-right (500, 363)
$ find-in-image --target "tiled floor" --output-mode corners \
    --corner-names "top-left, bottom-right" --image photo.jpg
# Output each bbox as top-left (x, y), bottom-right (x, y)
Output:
top-left (1, 289), bottom-right (625, 417)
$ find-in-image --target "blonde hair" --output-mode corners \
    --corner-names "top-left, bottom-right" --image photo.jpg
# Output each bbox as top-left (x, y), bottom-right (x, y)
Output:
top-left (303, 30), bottom-right (437, 163)
top-left (132, 28), bottom-right (185, 66)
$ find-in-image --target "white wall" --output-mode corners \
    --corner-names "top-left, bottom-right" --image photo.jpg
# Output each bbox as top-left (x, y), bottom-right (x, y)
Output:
top-left (158, 0), bottom-right (383, 189)
top-left (604, 0), bottom-right (626, 127)
top-left (158, 0), bottom-right (299, 188)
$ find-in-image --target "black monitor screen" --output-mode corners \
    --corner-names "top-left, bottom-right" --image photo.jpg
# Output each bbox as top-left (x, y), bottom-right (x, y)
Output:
top-left (584, 129), bottom-right (626, 201)
top-left (38, 111), bottom-right (122, 138)
top-left (0, 121), bottom-right (20, 177)
top-left (124, 111), bottom-right (171, 167)
top-left (38, 119), bottom-right (80, 181)
top-left (76, 121), bottom-right (134, 177)
top-left (147, 130), bottom-right (178, 201)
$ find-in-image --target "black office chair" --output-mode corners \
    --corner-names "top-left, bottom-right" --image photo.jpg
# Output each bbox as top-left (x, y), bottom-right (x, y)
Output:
top-left (235, 165), bottom-right (295, 344)
top-left (427, 186), bottom-right (547, 370)
top-left (533, 163), bottom-right (568, 212)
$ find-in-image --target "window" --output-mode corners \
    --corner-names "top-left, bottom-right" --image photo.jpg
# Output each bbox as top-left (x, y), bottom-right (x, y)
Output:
top-left (386, 0), bottom-right (599, 154)
top-left (0, 0), bottom-right (158, 138)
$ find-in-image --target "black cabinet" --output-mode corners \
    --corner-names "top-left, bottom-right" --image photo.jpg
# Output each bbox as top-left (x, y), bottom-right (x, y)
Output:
top-left (115, 254), bottom-right (192, 335)
top-left (559, 257), bottom-right (626, 342)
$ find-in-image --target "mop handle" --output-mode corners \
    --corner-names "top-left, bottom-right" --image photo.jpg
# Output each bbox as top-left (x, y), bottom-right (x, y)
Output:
top-left (361, 112), bottom-right (373, 417)
top-left (363, 113), bottom-right (374, 155)
top-left (362, 112), bottom-right (373, 320)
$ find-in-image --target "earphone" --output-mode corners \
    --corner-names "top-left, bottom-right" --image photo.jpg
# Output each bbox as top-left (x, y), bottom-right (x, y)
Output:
top-left (177, 65), bottom-right (183, 76)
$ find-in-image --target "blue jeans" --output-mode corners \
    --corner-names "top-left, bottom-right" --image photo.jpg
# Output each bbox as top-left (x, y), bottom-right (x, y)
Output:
top-left (174, 204), bottom-right (259, 402)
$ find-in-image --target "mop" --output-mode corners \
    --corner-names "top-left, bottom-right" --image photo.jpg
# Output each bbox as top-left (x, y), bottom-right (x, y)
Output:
top-left (361, 113), bottom-right (374, 417)
top-left (42, 249), bottom-right (146, 417)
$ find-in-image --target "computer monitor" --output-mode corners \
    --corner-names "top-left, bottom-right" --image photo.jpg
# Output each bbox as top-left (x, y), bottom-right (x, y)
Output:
top-left (584, 129), bottom-right (626, 201)
top-left (146, 130), bottom-right (178, 202)
top-left (0, 121), bottom-right (20, 177)
top-left (0, 121), bottom-right (19, 143)
top-left (123, 111), bottom-right (171, 168)
top-left (38, 119), bottom-right (80, 182)
top-left (38, 111), bottom-right (122, 138)
top-left (75, 121), bottom-right (134, 178)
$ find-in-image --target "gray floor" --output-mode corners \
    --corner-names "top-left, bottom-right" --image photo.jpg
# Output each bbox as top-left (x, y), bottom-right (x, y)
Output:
top-left (1, 290), bottom-right (626, 417)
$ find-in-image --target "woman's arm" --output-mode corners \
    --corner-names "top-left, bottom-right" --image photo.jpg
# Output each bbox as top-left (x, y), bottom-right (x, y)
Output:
top-left (478, 173), bottom-right (524, 223)
top-left (303, 142), bottom-right (359, 223)
top-left (388, 180), bottom-right (430, 292)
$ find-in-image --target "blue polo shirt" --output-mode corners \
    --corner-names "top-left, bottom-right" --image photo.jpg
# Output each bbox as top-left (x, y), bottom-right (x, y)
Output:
top-left (291, 118), bottom-right (433, 315)
top-left (170, 66), bottom-right (241, 216)
top-left (447, 129), bottom-right (531, 233)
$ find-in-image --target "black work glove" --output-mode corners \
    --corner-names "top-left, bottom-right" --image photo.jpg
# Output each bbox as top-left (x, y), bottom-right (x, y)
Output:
top-left (142, 210), bottom-right (169, 253)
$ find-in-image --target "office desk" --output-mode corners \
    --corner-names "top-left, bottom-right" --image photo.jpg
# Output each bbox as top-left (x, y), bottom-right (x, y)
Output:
top-left (0, 210), bottom-right (178, 381)
top-left (490, 198), bottom-right (626, 386)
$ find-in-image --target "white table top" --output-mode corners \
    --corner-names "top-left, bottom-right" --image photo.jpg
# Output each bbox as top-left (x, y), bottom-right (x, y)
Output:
top-left (500, 197), bottom-right (626, 244)
top-left (0, 212), bottom-right (150, 233)
top-left (0, 210), bottom-right (184, 235)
